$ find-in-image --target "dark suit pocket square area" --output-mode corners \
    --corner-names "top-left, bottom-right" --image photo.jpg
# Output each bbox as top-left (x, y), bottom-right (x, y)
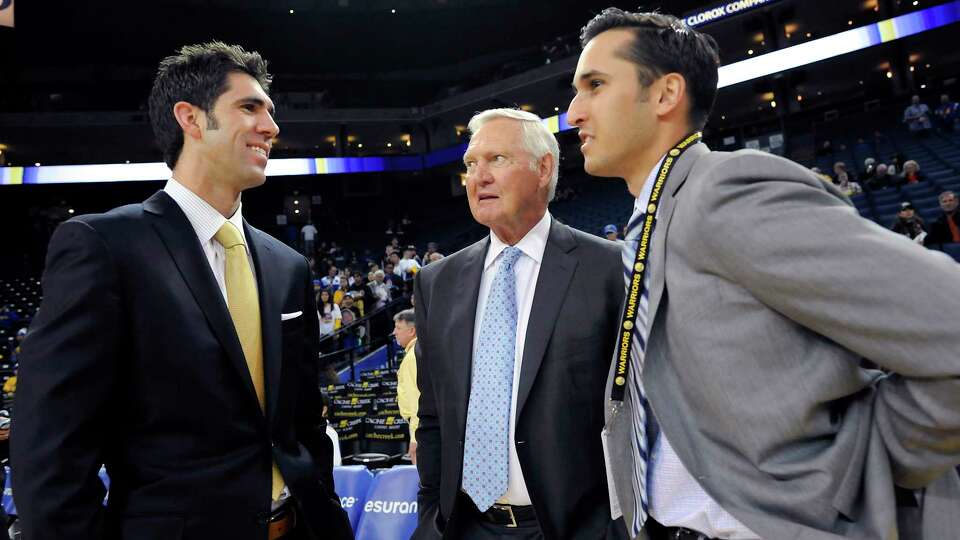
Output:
top-left (121, 515), bottom-right (184, 539)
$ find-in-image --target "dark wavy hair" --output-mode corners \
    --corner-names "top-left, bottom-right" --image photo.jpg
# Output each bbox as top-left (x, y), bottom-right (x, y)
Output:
top-left (148, 41), bottom-right (272, 169)
top-left (580, 8), bottom-right (720, 129)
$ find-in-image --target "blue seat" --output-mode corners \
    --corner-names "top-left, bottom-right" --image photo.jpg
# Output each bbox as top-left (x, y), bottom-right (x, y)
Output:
top-left (875, 203), bottom-right (902, 216)
top-left (942, 243), bottom-right (960, 263)
top-left (334, 465), bottom-right (376, 532)
top-left (871, 191), bottom-right (901, 205)
top-left (354, 465), bottom-right (420, 540)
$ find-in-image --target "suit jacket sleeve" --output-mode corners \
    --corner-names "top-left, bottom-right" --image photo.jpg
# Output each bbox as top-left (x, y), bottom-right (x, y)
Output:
top-left (693, 152), bottom-right (960, 489)
top-left (11, 220), bottom-right (120, 539)
top-left (413, 271), bottom-right (442, 531)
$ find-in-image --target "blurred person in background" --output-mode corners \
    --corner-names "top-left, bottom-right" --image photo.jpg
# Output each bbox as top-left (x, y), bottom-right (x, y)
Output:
top-left (392, 309), bottom-right (419, 465)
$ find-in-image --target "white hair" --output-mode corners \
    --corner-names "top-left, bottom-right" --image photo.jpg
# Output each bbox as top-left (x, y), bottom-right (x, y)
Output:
top-left (467, 108), bottom-right (560, 202)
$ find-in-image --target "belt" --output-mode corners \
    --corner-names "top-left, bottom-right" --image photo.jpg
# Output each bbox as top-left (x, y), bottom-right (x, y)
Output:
top-left (646, 517), bottom-right (717, 540)
top-left (268, 504), bottom-right (297, 540)
top-left (480, 503), bottom-right (537, 528)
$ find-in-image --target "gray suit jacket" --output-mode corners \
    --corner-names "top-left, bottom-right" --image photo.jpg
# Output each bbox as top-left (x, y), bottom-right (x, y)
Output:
top-left (414, 217), bottom-right (627, 539)
top-left (604, 143), bottom-right (960, 540)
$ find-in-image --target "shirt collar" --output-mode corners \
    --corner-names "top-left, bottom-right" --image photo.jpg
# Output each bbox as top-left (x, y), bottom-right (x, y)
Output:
top-left (634, 153), bottom-right (668, 212)
top-left (164, 178), bottom-right (247, 249)
top-left (484, 210), bottom-right (552, 271)
top-left (405, 337), bottom-right (418, 353)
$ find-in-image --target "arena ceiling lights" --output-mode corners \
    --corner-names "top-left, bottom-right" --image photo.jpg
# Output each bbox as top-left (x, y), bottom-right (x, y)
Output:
top-left (3, 0), bottom-right (959, 186)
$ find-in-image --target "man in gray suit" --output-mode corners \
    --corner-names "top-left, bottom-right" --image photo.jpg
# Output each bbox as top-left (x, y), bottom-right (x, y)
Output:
top-left (413, 108), bottom-right (626, 539)
top-left (567, 8), bottom-right (960, 540)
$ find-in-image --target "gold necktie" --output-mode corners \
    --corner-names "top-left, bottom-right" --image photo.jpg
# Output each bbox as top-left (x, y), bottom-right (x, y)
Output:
top-left (214, 222), bottom-right (284, 501)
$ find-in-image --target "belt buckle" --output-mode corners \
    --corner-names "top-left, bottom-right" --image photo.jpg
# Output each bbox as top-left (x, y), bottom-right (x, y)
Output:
top-left (493, 504), bottom-right (518, 528)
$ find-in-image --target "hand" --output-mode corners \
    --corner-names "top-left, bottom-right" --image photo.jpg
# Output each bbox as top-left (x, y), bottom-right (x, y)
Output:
top-left (0, 428), bottom-right (9, 441)
top-left (409, 441), bottom-right (417, 465)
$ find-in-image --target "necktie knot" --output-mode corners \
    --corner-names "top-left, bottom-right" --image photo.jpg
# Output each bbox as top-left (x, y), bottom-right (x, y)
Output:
top-left (499, 246), bottom-right (522, 270)
top-left (215, 222), bottom-right (245, 250)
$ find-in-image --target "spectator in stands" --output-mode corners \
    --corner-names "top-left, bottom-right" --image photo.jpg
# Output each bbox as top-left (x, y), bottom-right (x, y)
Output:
top-left (427, 252), bottom-right (444, 263)
top-left (318, 289), bottom-right (342, 329)
top-left (340, 293), bottom-right (361, 317)
top-left (332, 276), bottom-right (350, 304)
top-left (300, 221), bottom-right (317, 258)
top-left (347, 271), bottom-right (367, 312)
top-left (903, 95), bottom-right (933, 136)
top-left (423, 241), bottom-right (440, 265)
top-left (338, 308), bottom-right (365, 353)
top-left (860, 157), bottom-right (876, 182)
top-left (602, 223), bottom-right (625, 244)
top-left (396, 245), bottom-right (422, 281)
top-left (924, 191), bottom-right (960, 246)
top-left (837, 173), bottom-right (863, 198)
top-left (367, 269), bottom-right (391, 310)
top-left (320, 265), bottom-right (338, 289)
top-left (392, 309), bottom-right (419, 465)
top-left (318, 311), bottom-right (336, 337)
top-left (387, 252), bottom-right (402, 277)
top-left (832, 161), bottom-right (849, 185)
top-left (866, 163), bottom-right (892, 190)
top-left (890, 202), bottom-right (927, 240)
top-left (935, 94), bottom-right (959, 133)
top-left (899, 160), bottom-right (923, 185)
top-left (383, 262), bottom-right (397, 286)
top-left (889, 153), bottom-right (907, 175)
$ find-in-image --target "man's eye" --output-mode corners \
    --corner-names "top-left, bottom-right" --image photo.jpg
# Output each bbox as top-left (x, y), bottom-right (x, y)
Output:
top-left (494, 155), bottom-right (507, 162)
top-left (590, 79), bottom-right (603, 89)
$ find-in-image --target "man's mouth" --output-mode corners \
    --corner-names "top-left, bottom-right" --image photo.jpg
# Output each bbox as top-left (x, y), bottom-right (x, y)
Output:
top-left (247, 143), bottom-right (270, 158)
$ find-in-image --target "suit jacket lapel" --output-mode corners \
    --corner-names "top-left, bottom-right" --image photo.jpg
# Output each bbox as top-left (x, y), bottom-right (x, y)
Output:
top-left (516, 218), bottom-right (577, 418)
top-left (246, 223), bottom-right (282, 425)
top-left (646, 143), bottom-right (710, 336)
top-left (452, 239), bottom-right (488, 436)
top-left (144, 191), bottom-right (264, 419)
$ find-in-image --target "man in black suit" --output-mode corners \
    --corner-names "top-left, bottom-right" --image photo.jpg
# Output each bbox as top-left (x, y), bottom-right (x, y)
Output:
top-left (11, 42), bottom-right (351, 540)
top-left (413, 108), bottom-right (626, 539)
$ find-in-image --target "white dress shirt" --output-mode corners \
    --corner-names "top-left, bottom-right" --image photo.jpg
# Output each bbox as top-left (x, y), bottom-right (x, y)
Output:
top-left (163, 178), bottom-right (255, 302)
top-left (633, 159), bottom-right (759, 539)
top-left (164, 178), bottom-right (292, 506)
top-left (471, 210), bottom-right (552, 506)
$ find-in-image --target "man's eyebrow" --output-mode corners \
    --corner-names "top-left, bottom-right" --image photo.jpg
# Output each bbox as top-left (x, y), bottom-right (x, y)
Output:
top-left (572, 70), bottom-right (610, 88)
top-left (237, 96), bottom-right (275, 116)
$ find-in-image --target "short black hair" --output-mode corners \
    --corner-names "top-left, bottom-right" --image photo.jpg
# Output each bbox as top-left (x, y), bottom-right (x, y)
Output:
top-left (148, 41), bottom-right (272, 169)
top-left (580, 8), bottom-right (720, 129)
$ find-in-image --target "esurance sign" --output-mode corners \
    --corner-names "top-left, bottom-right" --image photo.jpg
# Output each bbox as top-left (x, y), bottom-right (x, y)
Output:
top-left (683, 0), bottom-right (779, 28)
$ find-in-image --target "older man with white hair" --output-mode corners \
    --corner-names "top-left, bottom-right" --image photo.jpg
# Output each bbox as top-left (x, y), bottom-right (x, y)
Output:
top-left (412, 108), bottom-right (626, 539)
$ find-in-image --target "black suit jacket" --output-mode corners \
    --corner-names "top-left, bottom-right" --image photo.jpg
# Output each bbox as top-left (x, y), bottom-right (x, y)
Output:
top-left (413, 217), bottom-right (626, 540)
top-left (11, 191), bottom-right (352, 540)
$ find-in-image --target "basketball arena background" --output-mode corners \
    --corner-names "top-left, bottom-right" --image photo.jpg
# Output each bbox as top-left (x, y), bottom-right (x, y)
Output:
top-left (0, 0), bottom-right (959, 537)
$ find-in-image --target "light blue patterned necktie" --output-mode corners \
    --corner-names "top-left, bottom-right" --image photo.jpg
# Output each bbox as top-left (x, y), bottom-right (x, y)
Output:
top-left (623, 204), bottom-right (652, 536)
top-left (462, 246), bottom-right (523, 511)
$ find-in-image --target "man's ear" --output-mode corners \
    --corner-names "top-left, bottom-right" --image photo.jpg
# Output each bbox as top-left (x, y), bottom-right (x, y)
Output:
top-left (538, 153), bottom-right (554, 190)
top-left (173, 101), bottom-right (203, 141)
top-left (655, 73), bottom-right (688, 121)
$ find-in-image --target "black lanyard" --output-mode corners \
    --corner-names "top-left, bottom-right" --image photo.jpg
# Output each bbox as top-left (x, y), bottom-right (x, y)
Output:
top-left (610, 132), bottom-right (702, 403)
